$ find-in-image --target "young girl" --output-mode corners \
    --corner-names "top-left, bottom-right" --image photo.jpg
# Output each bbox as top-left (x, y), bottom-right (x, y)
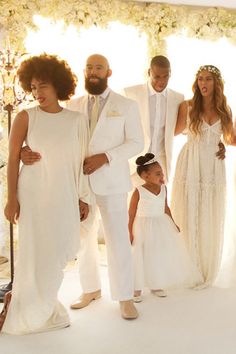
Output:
top-left (1, 54), bottom-right (91, 334)
top-left (129, 153), bottom-right (202, 302)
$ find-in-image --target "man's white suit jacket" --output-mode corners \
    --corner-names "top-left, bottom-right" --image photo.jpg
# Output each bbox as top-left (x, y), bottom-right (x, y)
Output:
top-left (68, 90), bottom-right (144, 196)
top-left (124, 83), bottom-right (184, 181)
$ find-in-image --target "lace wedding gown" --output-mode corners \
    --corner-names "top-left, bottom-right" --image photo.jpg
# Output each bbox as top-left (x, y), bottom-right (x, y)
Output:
top-left (2, 106), bottom-right (90, 334)
top-left (171, 115), bottom-right (226, 286)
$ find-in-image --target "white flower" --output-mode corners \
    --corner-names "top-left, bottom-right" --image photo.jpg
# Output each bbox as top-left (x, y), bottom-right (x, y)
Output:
top-left (0, 0), bottom-right (235, 54)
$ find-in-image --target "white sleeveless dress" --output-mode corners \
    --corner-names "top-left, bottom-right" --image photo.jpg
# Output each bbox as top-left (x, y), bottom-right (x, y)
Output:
top-left (2, 106), bottom-right (90, 335)
top-left (171, 116), bottom-right (225, 285)
top-left (132, 185), bottom-right (202, 290)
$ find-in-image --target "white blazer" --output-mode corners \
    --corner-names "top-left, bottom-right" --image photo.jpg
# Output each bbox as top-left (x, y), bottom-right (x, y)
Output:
top-left (68, 90), bottom-right (144, 195)
top-left (124, 83), bottom-right (184, 181)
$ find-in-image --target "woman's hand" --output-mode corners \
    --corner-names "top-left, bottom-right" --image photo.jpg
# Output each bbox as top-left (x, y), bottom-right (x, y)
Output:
top-left (79, 200), bottom-right (89, 221)
top-left (4, 199), bottom-right (20, 224)
top-left (216, 141), bottom-right (226, 160)
top-left (21, 146), bottom-right (41, 165)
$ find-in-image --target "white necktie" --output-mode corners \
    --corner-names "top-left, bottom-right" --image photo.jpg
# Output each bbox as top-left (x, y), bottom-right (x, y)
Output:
top-left (151, 93), bottom-right (163, 154)
top-left (90, 95), bottom-right (100, 136)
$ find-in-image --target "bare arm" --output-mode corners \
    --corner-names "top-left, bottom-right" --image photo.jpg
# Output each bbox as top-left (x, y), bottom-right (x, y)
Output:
top-left (174, 101), bottom-right (188, 136)
top-left (164, 186), bottom-right (180, 232)
top-left (217, 121), bottom-right (236, 160)
top-left (4, 111), bottom-right (28, 223)
top-left (128, 188), bottom-right (139, 244)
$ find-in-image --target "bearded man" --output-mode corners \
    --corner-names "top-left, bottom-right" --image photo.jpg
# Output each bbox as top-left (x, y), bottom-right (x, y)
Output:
top-left (21, 53), bottom-right (143, 319)
top-left (67, 54), bottom-right (144, 319)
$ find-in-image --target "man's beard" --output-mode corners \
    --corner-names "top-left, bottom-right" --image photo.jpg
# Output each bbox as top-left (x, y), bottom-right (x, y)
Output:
top-left (85, 76), bottom-right (108, 95)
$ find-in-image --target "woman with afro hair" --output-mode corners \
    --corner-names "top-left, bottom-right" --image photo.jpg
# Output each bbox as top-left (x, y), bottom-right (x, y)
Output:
top-left (2, 54), bottom-right (91, 334)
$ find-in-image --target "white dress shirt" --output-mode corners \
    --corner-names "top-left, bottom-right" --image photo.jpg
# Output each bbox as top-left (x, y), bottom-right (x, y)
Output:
top-left (148, 81), bottom-right (167, 156)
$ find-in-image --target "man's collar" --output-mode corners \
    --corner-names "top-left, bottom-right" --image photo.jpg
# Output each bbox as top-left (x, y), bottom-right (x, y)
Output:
top-left (148, 80), bottom-right (167, 97)
top-left (88, 87), bottom-right (111, 100)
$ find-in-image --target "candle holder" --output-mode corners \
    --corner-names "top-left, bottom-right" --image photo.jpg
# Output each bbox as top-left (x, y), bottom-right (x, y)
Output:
top-left (0, 45), bottom-right (31, 302)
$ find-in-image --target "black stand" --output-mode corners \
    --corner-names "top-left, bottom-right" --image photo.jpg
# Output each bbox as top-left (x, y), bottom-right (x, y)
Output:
top-left (0, 104), bottom-right (14, 302)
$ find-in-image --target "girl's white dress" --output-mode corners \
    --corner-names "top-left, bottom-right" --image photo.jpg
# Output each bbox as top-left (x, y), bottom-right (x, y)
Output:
top-left (171, 116), bottom-right (225, 285)
top-left (2, 106), bottom-right (90, 335)
top-left (132, 185), bottom-right (202, 290)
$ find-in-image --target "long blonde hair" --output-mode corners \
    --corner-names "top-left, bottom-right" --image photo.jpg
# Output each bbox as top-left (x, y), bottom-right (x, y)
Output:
top-left (189, 65), bottom-right (233, 144)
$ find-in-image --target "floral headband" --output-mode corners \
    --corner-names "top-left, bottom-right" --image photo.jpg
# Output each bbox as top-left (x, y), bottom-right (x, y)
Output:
top-left (196, 65), bottom-right (222, 80)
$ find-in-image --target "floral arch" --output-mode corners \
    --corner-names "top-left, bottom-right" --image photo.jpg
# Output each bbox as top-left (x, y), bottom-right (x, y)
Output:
top-left (1, 0), bottom-right (236, 56)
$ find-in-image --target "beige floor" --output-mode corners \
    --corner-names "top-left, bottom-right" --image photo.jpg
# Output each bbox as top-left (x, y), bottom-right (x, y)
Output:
top-left (1, 261), bottom-right (236, 354)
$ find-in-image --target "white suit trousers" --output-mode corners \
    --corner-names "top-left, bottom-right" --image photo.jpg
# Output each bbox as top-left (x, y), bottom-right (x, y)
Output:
top-left (78, 206), bottom-right (101, 293)
top-left (78, 193), bottom-right (134, 301)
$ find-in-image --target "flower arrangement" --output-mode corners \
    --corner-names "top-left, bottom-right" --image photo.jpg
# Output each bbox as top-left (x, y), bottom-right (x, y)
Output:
top-left (0, 1), bottom-right (236, 57)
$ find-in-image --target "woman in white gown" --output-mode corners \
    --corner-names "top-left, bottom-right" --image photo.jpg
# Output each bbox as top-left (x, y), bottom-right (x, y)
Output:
top-left (2, 54), bottom-right (91, 334)
top-left (171, 65), bottom-right (236, 287)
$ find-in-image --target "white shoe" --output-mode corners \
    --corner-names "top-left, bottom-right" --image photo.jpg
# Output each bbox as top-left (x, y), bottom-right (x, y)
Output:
top-left (119, 300), bottom-right (138, 320)
top-left (151, 289), bottom-right (167, 297)
top-left (70, 290), bottom-right (101, 309)
top-left (193, 282), bottom-right (210, 290)
top-left (133, 295), bottom-right (143, 303)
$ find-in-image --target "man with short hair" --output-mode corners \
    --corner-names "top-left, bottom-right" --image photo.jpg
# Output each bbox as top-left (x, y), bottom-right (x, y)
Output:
top-left (124, 55), bottom-right (184, 182)
top-left (68, 54), bottom-right (144, 319)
